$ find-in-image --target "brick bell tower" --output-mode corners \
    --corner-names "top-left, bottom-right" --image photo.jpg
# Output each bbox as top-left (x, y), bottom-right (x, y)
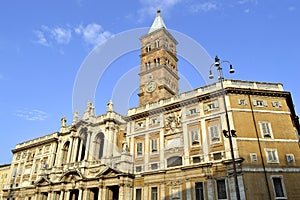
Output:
top-left (138, 10), bottom-right (179, 105)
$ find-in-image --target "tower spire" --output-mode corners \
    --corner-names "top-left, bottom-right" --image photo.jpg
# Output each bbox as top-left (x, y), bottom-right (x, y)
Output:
top-left (148, 9), bottom-right (167, 33)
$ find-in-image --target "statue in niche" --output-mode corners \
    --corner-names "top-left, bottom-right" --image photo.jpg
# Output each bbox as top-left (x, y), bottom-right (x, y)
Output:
top-left (122, 133), bottom-right (129, 153)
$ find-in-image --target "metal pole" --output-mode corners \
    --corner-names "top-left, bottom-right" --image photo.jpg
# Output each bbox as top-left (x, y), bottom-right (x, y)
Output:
top-left (218, 66), bottom-right (241, 200)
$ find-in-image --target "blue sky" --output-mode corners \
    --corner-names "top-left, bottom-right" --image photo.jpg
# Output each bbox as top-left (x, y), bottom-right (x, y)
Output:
top-left (0, 0), bottom-right (299, 164)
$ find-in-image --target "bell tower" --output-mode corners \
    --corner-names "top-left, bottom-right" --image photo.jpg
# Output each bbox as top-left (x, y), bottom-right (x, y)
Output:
top-left (138, 10), bottom-right (179, 105)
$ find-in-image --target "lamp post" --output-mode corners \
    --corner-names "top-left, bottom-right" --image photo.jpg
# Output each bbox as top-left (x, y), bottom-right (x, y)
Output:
top-left (209, 56), bottom-right (241, 200)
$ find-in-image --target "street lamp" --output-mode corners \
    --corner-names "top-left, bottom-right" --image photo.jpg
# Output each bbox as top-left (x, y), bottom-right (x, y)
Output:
top-left (209, 55), bottom-right (241, 200)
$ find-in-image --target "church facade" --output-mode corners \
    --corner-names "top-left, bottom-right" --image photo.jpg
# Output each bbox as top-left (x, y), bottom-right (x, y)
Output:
top-left (2, 10), bottom-right (300, 200)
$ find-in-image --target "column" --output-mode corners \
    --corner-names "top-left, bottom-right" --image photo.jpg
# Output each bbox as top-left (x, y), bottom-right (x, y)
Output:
top-left (102, 187), bottom-right (107, 199)
top-left (84, 132), bottom-right (91, 160)
top-left (78, 188), bottom-right (83, 200)
top-left (160, 183), bottom-right (166, 200)
top-left (144, 185), bottom-right (148, 200)
top-left (55, 140), bottom-right (63, 166)
top-left (67, 137), bottom-right (74, 163)
top-left (46, 191), bottom-right (52, 200)
top-left (112, 129), bottom-right (118, 157)
top-left (82, 188), bottom-right (89, 199)
top-left (59, 191), bottom-right (65, 200)
top-left (185, 181), bottom-right (191, 200)
top-left (78, 139), bottom-right (83, 162)
top-left (71, 137), bottom-right (79, 162)
top-left (50, 142), bottom-right (58, 167)
top-left (98, 186), bottom-right (103, 200)
top-left (119, 184), bottom-right (125, 200)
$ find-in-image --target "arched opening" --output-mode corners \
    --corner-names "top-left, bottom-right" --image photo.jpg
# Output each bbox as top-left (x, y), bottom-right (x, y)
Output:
top-left (61, 141), bottom-right (70, 165)
top-left (94, 132), bottom-right (105, 160)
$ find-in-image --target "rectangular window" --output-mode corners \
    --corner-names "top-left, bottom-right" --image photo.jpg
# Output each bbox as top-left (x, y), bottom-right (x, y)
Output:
top-left (191, 129), bottom-right (200, 145)
top-left (259, 121), bottom-right (272, 138)
top-left (266, 149), bottom-right (279, 163)
top-left (136, 142), bottom-right (143, 156)
top-left (151, 187), bottom-right (158, 200)
top-left (271, 177), bottom-right (286, 199)
top-left (204, 102), bottom-right (219, 111)
top-left (150, 118), bottom-right (160, 125)
top-left (272, 101), bottom-right (282, 108)
top-left (213, 153), bottom-right (222, 160)
top-left (151, 163), bottom-right (158, 170)
top-left (209, 125), bottom-right (220, 144)
top-left (34, 163), bottom-right (39, 173)
top-left (250, 153), bottom-right (258, 162)
top-left (151, 139), bottom-right (158, 153)
top-left (238, 99), bottom-right (247, 105)
top-left (216, 179), bottom-right (227, 199)
top-left (195, 182), bottom-right (204, 200)
top-left (135, 166), bottom-right (142, 173)
top-left (253, 100), bottom-right (268, 107)
top-left (286, 154), bottom-right (295, 163)
top-left (136, 188), bottom-right (142, 200)
top-left (192, 156), bottom-right (201, 164)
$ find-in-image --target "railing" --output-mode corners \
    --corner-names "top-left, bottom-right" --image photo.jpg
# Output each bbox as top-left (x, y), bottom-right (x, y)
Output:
top-left (127, 79), bottom-right (283, 115)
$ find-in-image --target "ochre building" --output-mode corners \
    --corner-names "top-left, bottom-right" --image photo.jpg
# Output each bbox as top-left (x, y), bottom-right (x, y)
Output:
top-left (2, 10), bottom-right (300, 200)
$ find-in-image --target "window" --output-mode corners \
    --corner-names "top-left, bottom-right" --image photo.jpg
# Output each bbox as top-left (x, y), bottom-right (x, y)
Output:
top-left (250, 153), bottom-right (258, 162)
top-left (191, 129), bottom-right (200, 145)
top-left (167, 156), bottom-right (182, 168)
top-left (238, 99), bottom-right (247, 105)
top-left (286, 154), bottom-right (295, 163)
top-left (213, 153), bottom-right (222, 160)
top-left (195, 182), bottom-right (204, 200)
top-left (150, 118), bottom-right (160, 125)
top-left (192, 156), bottom-right (201, 164)
top-left (216, 179), bottom-right (227, 199)
top-left (151, 163), bottom-right (158, 170)
top-left (151, 139), bottom-right (158, 153)
top-left (253, 100), bottom-right (268, 107)
top-left (155, 40), bottom-right (159, 48)
top-left (204, 102), bottom-right (219, 111)
top-left (135, 121), bottom-right (145, 129)
top-left (146, 44), bottom-right (151, 52)
top-left (135, 166), bottom-right (142, 173)
top-left (265, 149), bottom-right (279, 163)
top-left (18, 166), bottom-right (23, 176)
top-left (259, 122), bottom-right (273, 138)
top-left (136, 188), bottom-right (142, 200)
top-left (209, 125), bottom-right (220, 144)
top-left (271, 176), bottom-right (286, 199)
top-left (151, 187), bottom-right (158, 200)
top-left (136, 142), bottom-right (143, 156)
top-left (187, 108), bottom-right (199, 116)
top-left (272, 101), bottom-right (282, 108)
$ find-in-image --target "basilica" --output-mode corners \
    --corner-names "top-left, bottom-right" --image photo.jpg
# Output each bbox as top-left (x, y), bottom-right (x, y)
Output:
top-left (2, 10), bottom-right (300, 200)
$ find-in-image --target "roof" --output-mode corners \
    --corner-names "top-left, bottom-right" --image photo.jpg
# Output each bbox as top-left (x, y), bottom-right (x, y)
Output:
top-left (148, 9), bottom-right (167, 33)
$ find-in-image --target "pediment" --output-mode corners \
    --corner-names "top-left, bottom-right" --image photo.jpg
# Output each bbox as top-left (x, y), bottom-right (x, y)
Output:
top-left (35, 176), bottom-right (51, 186)
top-left (96, 166), bottom-right (120, 178)
top-left (60, 169), bottom-right (84, 182)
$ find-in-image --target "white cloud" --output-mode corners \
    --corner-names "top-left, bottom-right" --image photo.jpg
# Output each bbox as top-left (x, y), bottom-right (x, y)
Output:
top-left (51, 27), bottom-right (72, 44)
top-left (33, 30), bottom-right (49, 46)
top-left (14, 109), bottom-right (48, 121)
top-left (34, 26), bottom-right (72, 46)
top-left (75, 23), bottom-right (113, 47)
top-left (189, 1), bottom-right (219, 13)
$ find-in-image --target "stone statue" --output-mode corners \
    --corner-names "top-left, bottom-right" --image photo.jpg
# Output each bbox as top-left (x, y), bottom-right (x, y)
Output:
top-left (73, 111), bottom-right (79, 124)
top-left (61, 117), bottom-right (67, 127)
top-left (106, 100), bottom-right (113, 112)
